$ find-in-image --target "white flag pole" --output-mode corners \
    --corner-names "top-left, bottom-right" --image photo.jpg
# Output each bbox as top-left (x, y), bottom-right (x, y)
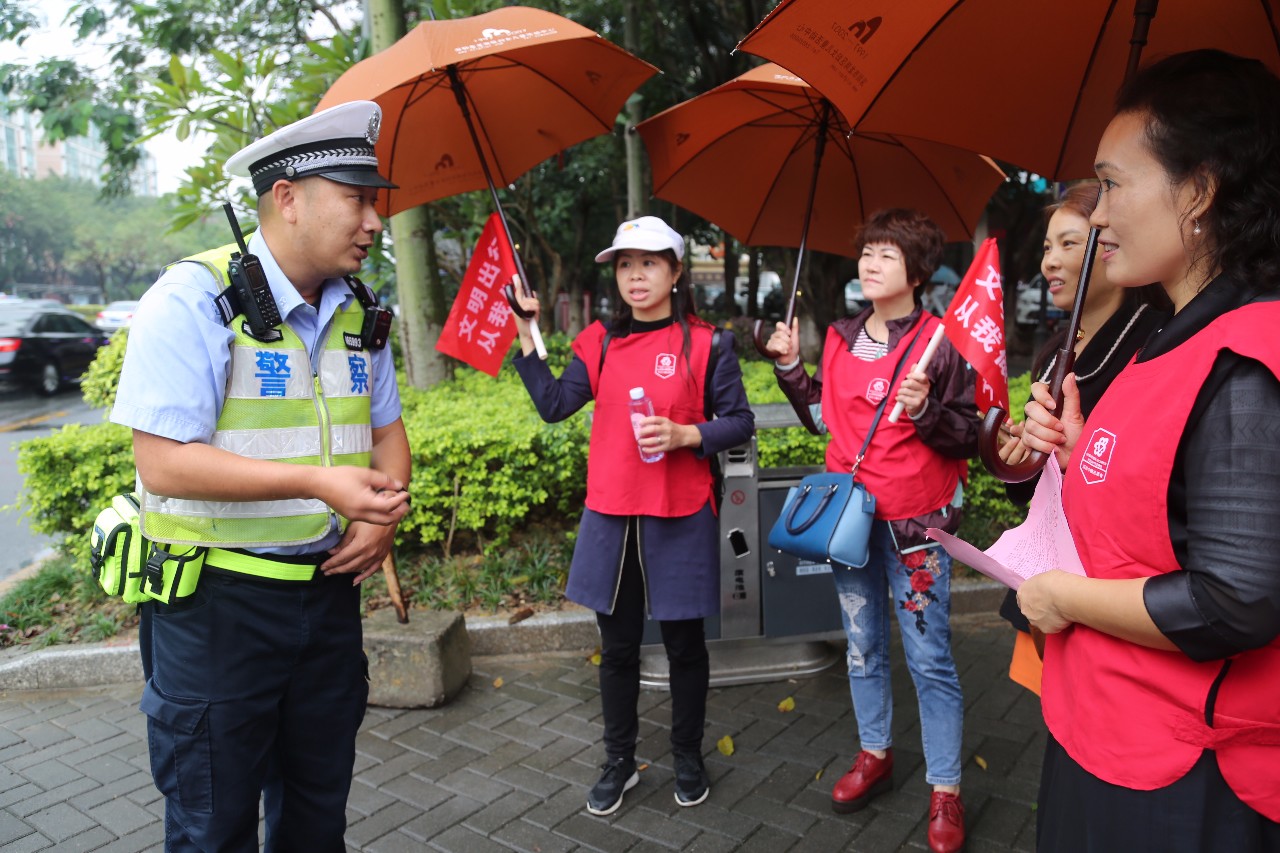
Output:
top-left (888, 324), bottom-right (947, 422)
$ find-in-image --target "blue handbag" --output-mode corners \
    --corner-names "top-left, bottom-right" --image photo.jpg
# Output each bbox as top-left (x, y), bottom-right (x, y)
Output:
top-left (767, 321), bottom-right (927, 568)
top-left (770, 473), bottom-right (877, 567)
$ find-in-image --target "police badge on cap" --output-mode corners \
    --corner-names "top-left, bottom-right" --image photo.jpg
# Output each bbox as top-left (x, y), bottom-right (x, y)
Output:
top-left (225, 101), bottom-right (398, 197)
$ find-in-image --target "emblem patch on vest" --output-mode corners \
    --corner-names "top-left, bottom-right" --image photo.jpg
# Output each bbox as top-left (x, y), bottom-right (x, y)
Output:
top-left (654, 352), bottom-right (676, 379)
top-left (866, 377), bottom-right (889, 404)
top-left (343, 332), bottom-right (364, 351)
top-left (1079, 428), bottom-right (1116, 484)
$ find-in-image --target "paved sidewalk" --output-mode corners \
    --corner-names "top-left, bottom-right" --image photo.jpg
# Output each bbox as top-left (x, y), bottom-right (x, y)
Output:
top-left (0, 612), bottom-right (1044, 852)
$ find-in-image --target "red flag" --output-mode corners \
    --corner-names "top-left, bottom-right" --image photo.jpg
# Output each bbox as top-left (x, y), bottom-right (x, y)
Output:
top-left (941, 238), bottom-right (1009, 413)
top-left (436, 213), bottom-right (520, 377)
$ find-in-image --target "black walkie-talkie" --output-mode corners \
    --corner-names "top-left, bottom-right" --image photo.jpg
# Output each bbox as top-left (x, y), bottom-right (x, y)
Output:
top-left (223, 203), bottom-right (282, 340)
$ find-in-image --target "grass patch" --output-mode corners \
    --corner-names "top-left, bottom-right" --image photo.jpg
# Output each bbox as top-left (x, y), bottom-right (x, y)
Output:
top-left (0, 554), bottom-right (138, 648)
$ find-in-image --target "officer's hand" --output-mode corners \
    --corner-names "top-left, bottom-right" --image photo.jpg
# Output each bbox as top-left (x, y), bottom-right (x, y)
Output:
top-left (316, 467), bottom-right (409, 525)
top-left (322, 521), bottom-right (395, 584)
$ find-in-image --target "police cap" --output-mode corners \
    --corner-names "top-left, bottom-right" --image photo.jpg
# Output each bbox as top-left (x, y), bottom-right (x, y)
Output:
top-left (226, 101), bottom-right (397, 197)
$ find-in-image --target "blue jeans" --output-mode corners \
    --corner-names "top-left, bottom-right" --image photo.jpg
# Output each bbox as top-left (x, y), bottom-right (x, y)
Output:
top-left (829, 520), bottom-right (963, 786)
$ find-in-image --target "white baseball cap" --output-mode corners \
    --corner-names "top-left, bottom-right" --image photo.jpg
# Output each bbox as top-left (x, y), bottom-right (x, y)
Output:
top-left (594, 216), bottom-right (686, 263)
top-left (225, 100), bottom-right (397, 196)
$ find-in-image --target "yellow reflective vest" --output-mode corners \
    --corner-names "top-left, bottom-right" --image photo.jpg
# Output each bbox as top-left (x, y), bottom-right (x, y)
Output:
top-left (139, 243), bottom-right (373, 549)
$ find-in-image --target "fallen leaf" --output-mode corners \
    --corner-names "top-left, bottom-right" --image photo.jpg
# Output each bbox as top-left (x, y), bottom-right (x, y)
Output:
top-left (815, 768), bottom-right (824, 781)
top-left (589, 652), bottom-right (601, 667)
top-left (717, 735), bottom-right (735, 756)
top-left (637, 763), bottom-right (649, 771)
top-left (777, 696), bottom-right (795, 713)
top-left (974, 755), bottom-right (988, 771)
top-left (492, 677), bottom-right (504, 689)
top-left (507, 607), bottom-right (534, 626)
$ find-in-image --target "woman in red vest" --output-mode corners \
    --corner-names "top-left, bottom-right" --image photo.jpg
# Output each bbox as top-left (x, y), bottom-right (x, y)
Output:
top-left (510, 216), bottom-right (754, 818)
top-left (767, 208), bottom-right (978, 853)
top-left (1017, 50), bottom-right (1280, 851)
top-left (998, 184), bottom-right (1169, 695)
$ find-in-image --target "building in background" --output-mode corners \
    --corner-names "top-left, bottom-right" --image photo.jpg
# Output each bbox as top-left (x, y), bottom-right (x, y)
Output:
top-left (0, 95), bottom-right (158, 195)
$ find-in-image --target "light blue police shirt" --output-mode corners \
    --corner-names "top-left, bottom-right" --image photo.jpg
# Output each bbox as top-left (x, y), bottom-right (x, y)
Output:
top-left (110, 230), bottom-right (402, 554)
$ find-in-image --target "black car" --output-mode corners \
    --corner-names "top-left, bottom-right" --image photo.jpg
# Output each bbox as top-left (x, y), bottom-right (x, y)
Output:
top-left (0, 303), bottom-right (112, 395)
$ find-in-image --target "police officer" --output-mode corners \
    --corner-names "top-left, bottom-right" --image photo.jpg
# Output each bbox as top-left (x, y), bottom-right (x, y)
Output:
top-left (111, 100), bottom-right (411, 851)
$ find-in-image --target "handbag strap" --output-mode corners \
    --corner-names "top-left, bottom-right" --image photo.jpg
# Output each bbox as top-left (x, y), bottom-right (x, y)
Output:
top-left (851, 317), bottom-right (930, 477)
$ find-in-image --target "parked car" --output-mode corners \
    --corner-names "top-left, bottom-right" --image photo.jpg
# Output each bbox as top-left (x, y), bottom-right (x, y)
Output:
top-left (845, 279), bottom-right (868, 314)
top-left (733, 271), bottom-right (783, 316)
top-left (1015, 275), bottom-right (1067, 327)
top-left (0, 304), bottom-right (111, 395)
top-left (95, 300), bottom-right (141, 331)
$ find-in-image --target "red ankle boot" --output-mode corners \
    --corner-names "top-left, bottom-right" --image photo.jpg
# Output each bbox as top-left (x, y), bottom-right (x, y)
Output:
top-left (831, 749), bottom-right (893, 814)
top-left (927, 790), bottom-right (965, 853)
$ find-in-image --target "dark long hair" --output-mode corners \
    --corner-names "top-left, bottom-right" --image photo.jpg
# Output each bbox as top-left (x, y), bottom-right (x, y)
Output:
top-left (607, 248), bottom-right (702, 375)
top-left (1115, 49), bottom-right (1280, 291)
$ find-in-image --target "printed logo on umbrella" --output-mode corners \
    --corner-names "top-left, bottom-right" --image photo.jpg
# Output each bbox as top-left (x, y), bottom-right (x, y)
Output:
top-left (458, 26), bottom-right (559, 54)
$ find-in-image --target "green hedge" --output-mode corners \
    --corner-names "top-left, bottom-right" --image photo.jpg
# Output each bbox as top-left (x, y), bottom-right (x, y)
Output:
top-left (15, 331), bottom-right (1033, 564)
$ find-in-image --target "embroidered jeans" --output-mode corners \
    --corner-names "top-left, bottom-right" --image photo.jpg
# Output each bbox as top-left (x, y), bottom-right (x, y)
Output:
top-left (829, 520), bottom-right (964, 786)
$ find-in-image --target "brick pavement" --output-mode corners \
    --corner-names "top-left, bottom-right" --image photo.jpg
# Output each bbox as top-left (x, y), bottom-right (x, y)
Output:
top-left (0, 612), bottom-right (1044, 851)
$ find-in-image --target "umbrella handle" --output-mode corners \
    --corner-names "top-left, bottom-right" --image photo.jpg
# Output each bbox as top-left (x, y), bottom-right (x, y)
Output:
top-left (752, 318), bottom-right (780, 359)
top-left (503, 279), bottom-right (547, 360)
top-left (977, 346), bottom-right (1074, 483)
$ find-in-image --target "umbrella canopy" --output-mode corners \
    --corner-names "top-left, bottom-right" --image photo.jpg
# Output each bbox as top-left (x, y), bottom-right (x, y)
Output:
top-left (636, 63), bottom-right (1005, 256)
top-left (317, 5), bottom-right (658, 217)
top-left (737, 0), bottom-right (1280, 180)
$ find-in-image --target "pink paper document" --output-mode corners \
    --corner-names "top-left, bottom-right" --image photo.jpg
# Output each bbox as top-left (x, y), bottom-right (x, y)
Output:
top-left (927, 461), bottom-right (1085, 590)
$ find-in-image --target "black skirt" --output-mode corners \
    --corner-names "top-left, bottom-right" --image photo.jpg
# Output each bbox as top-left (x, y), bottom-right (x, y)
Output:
top-left (1038, 734), bottom-right (1280, 852)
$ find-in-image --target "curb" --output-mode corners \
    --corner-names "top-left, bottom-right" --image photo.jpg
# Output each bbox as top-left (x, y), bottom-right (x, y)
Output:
top-left (0, 579), bottom-right (1005, 692)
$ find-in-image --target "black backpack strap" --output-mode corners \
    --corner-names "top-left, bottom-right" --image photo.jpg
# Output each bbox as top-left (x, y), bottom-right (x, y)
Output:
top-left (704, 328), bottom-right (722, 421)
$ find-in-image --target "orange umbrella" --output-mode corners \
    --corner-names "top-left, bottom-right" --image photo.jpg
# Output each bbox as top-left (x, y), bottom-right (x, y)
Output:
top-left (319, 6), bottom-right (657, 216)
top-left (636, 62), bottom-right (1004, 355)
top-left (737, 0), bottom-right (1280, 181)
top-left (319, 7), bottom-right (657, 358)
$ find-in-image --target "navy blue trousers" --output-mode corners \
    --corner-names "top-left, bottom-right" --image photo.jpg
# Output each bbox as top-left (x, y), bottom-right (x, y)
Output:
top-left (139, 570), bottom-right (368, 852)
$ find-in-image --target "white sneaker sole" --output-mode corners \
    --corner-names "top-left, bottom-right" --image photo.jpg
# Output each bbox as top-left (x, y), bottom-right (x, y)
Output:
top-left (586, 771), bottom-right (639, 816)
top-left (674, 786), bottom-right (710, 807)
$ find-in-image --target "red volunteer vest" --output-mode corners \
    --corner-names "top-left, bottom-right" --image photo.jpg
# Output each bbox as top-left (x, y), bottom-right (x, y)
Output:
top-left (821, 314), bottom-right (966, 520)
top-left (1049, 301), bottom-right (1280, 820)
top-left (572, 319), bottom-right (714, 517)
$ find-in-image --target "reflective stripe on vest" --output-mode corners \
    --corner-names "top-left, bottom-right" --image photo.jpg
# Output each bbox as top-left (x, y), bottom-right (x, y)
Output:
top-left (139, 243), bottom-right (373, 549)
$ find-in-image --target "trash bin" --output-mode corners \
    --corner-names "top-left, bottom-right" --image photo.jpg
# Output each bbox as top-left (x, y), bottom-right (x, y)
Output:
top-left (641, 403), bottom-right (844, 688)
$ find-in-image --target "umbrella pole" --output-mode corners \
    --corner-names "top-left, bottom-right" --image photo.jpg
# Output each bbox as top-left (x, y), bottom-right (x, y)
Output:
top-left (446, 65), bottom-right (548, 359)
top-left (753, 100), bottom-right (831, 359)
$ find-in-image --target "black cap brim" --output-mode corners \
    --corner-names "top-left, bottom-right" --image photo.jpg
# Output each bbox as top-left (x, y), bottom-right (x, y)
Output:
top-left (322, 170), bottom-right (398, 191)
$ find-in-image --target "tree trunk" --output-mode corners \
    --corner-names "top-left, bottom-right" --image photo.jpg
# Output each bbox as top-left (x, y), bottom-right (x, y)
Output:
top-left (367, 0), bottom-right (449, 387)
top-left (623, 0), bottom-right (643, 219)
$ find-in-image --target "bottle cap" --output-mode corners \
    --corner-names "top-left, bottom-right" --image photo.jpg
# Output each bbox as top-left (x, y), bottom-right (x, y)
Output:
top-left (629, 387), bottom-right (645, 400)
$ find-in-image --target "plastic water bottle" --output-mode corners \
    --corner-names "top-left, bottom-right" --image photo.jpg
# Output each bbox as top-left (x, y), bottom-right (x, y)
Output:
top-left (628, 387), bottom-right (664, 463)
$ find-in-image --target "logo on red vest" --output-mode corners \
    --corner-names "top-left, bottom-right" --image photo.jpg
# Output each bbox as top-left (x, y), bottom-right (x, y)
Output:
top-left (866, 377), bottom-right (889, 404)
top-left (1079, 428), bottom-right (1116, 484)
top-left (654, 352), bottom-right (676, 379)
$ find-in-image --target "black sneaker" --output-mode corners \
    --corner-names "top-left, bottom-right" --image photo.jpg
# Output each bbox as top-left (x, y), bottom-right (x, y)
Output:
top-left (586, 756), bottom-right (639, 816)
top-left (673, 751), bottom-right (710, 807)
